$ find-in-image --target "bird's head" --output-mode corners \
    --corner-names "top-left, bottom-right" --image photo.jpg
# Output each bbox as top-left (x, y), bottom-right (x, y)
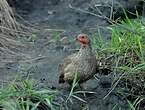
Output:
top-left (76, 34), bottom-right (90, 47)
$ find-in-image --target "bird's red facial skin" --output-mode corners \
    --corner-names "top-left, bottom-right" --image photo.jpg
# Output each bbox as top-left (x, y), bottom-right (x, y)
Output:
top-left (76, 34), bottom-right (89, 47)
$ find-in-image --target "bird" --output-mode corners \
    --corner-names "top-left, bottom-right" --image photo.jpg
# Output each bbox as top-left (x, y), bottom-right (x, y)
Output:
top-left (58, 34), bottom-right (97, 86)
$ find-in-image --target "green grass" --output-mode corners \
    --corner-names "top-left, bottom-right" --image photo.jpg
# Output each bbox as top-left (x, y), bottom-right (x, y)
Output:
top-left (92, 17), bottom-right (145, 109)
top-left (0, 79), bottom-right (58, 110)
top-left (65, 73), bottom-right (96, 109)
top-left (0, 70), bottom-right (96, 110)
top-left (125, 96), bottom-right (145, 110)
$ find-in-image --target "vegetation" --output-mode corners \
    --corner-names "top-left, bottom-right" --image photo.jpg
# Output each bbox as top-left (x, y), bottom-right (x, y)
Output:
top-left (0, 79), bottom-right (59, 110)
top-left (0, 0), bottom-right (145, 109)
top-left (93, 17), bottom-right (145, 109)
top-left (1, 17), bottom-right (145, 109)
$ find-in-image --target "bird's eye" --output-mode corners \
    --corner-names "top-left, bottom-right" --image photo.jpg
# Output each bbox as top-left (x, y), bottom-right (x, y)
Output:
top-left (81, 36), bottom-right (85, 38)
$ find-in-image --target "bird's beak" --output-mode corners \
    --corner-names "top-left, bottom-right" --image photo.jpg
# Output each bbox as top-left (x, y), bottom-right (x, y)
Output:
top-left (76, 37), bottom-right (79, 41)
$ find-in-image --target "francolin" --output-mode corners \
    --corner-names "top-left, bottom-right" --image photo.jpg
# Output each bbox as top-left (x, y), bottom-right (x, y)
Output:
top-left (58, 34), bottom-right (97, 86)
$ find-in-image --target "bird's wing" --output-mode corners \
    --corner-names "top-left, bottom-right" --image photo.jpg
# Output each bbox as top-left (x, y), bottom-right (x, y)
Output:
top-left (58, 54), bottom-right (76, 83)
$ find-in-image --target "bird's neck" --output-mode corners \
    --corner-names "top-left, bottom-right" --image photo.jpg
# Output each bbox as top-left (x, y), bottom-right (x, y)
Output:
top-left (78, 44), bottom-right (92, 57)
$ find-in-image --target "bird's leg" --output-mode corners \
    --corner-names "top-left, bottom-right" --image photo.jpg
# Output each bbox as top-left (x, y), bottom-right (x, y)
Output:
top-left (78, 83), bottom-right (83, 90)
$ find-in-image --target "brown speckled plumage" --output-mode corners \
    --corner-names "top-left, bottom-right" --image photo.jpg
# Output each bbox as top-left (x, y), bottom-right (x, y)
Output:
top-left (58, 34), bottom-right (97, 85)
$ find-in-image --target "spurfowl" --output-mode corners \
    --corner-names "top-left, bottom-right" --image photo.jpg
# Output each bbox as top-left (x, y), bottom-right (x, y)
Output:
top-left (58, 34), bottom-right (97, 85)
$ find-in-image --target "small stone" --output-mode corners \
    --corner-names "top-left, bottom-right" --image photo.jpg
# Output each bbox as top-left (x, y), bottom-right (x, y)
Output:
top-left (48, 10), bottom-right (54, 15)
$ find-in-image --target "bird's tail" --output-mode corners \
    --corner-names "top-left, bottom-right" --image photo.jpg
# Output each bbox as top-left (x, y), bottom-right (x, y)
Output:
top-left (59, 74), bottom-right (65, 83)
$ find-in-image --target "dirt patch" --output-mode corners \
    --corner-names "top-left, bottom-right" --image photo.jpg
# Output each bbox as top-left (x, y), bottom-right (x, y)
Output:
top-left (1, 0), bottom-right (145, 109)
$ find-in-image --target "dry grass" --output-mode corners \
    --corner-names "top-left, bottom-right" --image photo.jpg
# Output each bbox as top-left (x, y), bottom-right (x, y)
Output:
top-left (0, 0), bottom-right (20, 36)
top-left (0, 0), bottom-right (32, 68)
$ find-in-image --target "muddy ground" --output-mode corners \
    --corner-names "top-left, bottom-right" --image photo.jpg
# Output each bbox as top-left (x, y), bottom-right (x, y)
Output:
top-left (1, 0), bottom-right (145, 109)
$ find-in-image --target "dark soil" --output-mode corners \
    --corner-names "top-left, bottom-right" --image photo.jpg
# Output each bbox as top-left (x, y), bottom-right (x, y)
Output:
top-left (1, 0), bottom-right (145, 109)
